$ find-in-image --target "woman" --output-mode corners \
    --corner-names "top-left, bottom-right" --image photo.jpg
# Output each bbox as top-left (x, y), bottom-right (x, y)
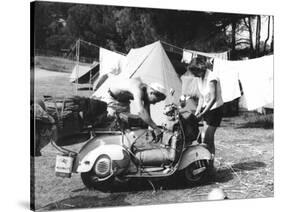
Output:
top-left (188, 57), bottom-right (224, 158)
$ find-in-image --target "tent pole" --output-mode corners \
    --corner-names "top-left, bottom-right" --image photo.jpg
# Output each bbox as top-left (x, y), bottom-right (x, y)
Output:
top-left (89, 66), bottom-right (92, 96)
top-left (75, 39), bottom-right (80, 95)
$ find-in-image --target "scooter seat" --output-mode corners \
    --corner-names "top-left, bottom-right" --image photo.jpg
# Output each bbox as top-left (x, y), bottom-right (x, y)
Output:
top-left (118, 112), bottom-right (148, 129)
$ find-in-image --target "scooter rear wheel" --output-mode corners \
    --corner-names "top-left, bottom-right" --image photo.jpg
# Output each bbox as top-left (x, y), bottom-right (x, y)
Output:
top-left (81, 171), bottom-right (114, 191)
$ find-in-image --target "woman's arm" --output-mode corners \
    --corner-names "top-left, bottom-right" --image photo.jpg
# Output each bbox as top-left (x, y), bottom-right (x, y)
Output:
top-left (195, 95), bottom-right (204, 116)
top-left (199, 80), bottom-right (217, 116)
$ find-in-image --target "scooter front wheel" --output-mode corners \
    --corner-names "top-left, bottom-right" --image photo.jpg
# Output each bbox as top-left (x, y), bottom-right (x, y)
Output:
top-left (183, 159), bottom-right (213, 184)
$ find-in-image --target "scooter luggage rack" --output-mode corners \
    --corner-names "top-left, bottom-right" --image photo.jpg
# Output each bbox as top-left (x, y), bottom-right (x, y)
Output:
top-left (93, 128), bottom-right (123, 135)
top-left (51, 139), bottom-right (77, 156)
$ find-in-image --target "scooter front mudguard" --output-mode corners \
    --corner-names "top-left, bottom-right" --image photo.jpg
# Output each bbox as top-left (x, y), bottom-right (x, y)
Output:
top-left (178, 145), bottom-right (212, 170)
top-left (72, 134), bottom-right (129, 173)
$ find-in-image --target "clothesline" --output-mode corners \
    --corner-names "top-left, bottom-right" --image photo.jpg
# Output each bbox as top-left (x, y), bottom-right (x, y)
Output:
top-left (161, 40), bottom-right (231, 60)
top-left (160, 40), bottom-right (183, 54)
top-left (65, 38), bottom-right (127, 61)
top-left (79, 39), bottom-right (127, 56)
top-left (67, 39), bottom-right (230, 62)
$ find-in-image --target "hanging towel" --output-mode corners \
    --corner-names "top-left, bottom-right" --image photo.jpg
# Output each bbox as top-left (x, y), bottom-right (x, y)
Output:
top-left (181, 51), bottom-right (193, 63)
top-left (237, 55), bottom-right (273, 110)
top-left (213, 59), bottom-right (241, 103)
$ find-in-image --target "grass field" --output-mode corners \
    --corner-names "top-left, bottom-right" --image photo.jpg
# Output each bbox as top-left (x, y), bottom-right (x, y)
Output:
top-left (35, 56), bottom-right (91, 73)
top-left (34, 67), bottom-right (92, 100)
top-left (33, 66), bottom-right (274, 211)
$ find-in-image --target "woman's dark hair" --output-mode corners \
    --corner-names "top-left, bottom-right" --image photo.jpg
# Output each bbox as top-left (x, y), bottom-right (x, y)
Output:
top-left (188, 56), bottom-right (208, 73)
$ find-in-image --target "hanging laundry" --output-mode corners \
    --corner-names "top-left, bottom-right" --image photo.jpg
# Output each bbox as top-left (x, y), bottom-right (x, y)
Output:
top-left (181, 51), bottom-right (193, 63)
top-left (183, 49), bottom-right (229, 61)
top-left (237, 55), bottom-right (273, 110)
top-left (213, 59), bottom-right (241, 103)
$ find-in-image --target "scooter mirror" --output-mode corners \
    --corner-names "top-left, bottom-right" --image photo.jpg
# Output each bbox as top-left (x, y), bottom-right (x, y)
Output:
top-left (179, 95), bottom-right (191, 108)
top-left (179, 95), bottom-right (186, 107)
top-left (169, 88), bottom-right (175, 96)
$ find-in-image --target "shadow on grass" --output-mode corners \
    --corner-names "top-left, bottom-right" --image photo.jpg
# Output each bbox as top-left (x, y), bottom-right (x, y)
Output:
top-left (232, 161), bottom-right (266, 171)
top-left (235, 114), bottom-right (273, 129)
top-left (40, 161), bottom-right (266, 211)
top-left (39, 166), bottom-right (239, 210)
top-left (71, 168), bottom-right (235, 195)
top-left (39, 193), bottom-right (131, 211)
top-left (235, 123), bottom-right (273, 129)
top-left (74, 161), bottom-right (266, 193)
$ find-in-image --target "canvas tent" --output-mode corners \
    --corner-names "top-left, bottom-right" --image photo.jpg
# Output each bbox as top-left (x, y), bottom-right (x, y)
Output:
top-left (69, 61), bottom-right (99, 84)
top-left (92, 48), bottom-right (127, 92)
top-left (92, 41), bottom-right (184, 125)
top-left (99, 48), bottom-right (126, 76)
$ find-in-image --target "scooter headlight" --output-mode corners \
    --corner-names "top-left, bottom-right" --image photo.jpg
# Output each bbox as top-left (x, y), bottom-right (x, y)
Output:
top-left (94, 155), bottom-right (112, 178)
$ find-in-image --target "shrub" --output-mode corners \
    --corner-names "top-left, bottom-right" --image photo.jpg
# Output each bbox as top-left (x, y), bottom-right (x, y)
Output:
top-left (242, 113), bottom-right (273, 129)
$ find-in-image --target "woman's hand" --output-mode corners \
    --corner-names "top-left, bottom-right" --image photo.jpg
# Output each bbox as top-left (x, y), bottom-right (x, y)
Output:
top-left (194, 110), bottom-right (200, 116)
top-left (153, 127), bottom-right (163, 143)
top-left (196, 112), bottom-right (204, 121)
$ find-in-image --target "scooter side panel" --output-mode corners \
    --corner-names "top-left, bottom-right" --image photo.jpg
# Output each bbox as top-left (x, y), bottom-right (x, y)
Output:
top-left (77, 144), bottom-right (128, 173)
top-left (73, 134), bottom-right (124, 173)
top-left (178, 145), bottom-right (212, 170)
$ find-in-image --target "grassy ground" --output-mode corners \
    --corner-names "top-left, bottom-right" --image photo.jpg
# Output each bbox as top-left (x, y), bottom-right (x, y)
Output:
top-left (33, 67), bottom-right (274, 211)
top-left (35, 56), bottom-right (92, 73)
top-left (34, 68), bottom-right (92, 100)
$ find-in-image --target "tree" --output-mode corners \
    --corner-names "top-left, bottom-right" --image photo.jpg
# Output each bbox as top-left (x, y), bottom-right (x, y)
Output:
top-left (233, 15), bottom-right (273, 58)
top-left (34, 1), bottom-right (273, 60)
top-left (255, 15), bottom-right (261, 56)
top-left (263, 16), bottom-right (271, 53)
top-left (33, 2), bottom-right (73, 49)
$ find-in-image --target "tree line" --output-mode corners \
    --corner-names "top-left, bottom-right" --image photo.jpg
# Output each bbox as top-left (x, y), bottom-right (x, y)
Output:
top-left (33, 2), bottom-right (273, 60)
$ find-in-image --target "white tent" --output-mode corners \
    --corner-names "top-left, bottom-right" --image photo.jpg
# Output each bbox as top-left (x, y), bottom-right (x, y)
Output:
top-left (93, 41), bottom-right (183, 125)
top-left (99, 48), bottom-right (126, 76)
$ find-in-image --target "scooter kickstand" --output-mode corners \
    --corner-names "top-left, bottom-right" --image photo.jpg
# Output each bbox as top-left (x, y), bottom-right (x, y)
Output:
top-left (147, 179), bottom-right (156, 194)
